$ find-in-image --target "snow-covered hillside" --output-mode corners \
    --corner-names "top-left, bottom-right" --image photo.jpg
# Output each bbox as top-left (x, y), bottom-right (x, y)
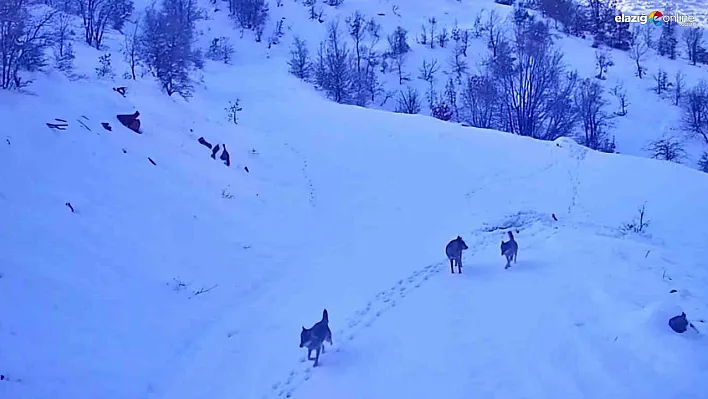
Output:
top-left (1, 0), bottom-right (708, 398)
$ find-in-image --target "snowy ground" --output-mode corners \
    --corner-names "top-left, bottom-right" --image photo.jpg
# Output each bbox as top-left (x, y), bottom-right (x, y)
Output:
top-left (2, 0), bottom-right (708, 398)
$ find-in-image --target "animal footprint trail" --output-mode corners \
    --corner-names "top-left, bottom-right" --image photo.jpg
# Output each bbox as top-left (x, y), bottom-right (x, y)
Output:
top-left (263, 262), bottom-right (444, 399)
top-left (283, 142), bottom-right (316, 207)
top-left (263, 229), bottom-right (505, 399)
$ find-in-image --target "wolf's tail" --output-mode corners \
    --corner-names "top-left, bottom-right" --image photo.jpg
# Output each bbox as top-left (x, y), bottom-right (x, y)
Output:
top-left (508, 231), bottom-right (515, 240)
top-left (322, 308), bottom-right (329, 323)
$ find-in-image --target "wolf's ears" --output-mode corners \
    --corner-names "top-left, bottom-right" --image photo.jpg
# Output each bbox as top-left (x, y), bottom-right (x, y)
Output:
top-left (457, 235), bottom-right (461, 239)
top-left (302, 326), bottom-right (306, 331)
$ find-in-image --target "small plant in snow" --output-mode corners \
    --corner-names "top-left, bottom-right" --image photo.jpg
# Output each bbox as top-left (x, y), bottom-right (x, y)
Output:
top-left (268, 19), bottom-right (285, 47)
top-left (206, 37), bottom-right (235, 64)
top-left (392, 5), bottom-right (400, 17)
top-left (171, 277), bottom-right (190, 291)
top-left (437, 27), bottom-right (449, 48)
top-left (95, 53), bottom-right (115, 79)
top-left (222, 188), bottom-right (235, 199)
top-left (622, 202), bottom-right (650, 234)
top-left (226, 99), bottom-right (243, 124)
top-left (55, 43), bottom-right (76, 73)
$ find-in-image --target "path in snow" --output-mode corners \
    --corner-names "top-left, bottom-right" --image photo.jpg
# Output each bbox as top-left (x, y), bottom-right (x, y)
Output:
top-left (285, 221), bottom-right (708, 399)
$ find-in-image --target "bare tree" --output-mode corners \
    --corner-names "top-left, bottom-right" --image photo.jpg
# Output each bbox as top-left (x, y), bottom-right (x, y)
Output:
top-left (483, 9), bottom-right (503, 57)
top-left (346, 11), bottom-right (377, 105)
top-left (443, 77), bottom-right (459, 121)
top-left (683, 27), bottom-right (704, 66)
top-left (346, 11), bottom-right (366, 76)
top-left (682, 81), bottom-right (708, 144)
top-left (206, 36), bottom-right (235, 64)
top-left (427, 17), bottom-right (437, 49)
top-left (629, 25), bottom-right (648, 79)
top-left (313, 20), bottom-right (352, 103)
top-left (543, 71), bottom-right (580, 140)
top-left (449, 45), bottom-right (468, 84)
top-left (658, 21), bottom-right (678, 59)
top-left (459, 28), bottom-right (470, 56)
top-left (639, 23), bottom-right (654, 49)
top-left (229, 0), bottom-right (269, 35)
top-left (362, 19), bottom-right (383, 103)
top-left (437, 27), bottom-right (449, 48)
top-left (472, 10), bottom-right (484, 38)
top-left (395, 86), bottom-right (421, 114)
top-left (594, 49), bottom-right (613, 80)
top-left (76, 0), bottom-right (134, 49)
top-left (645, 137), bottom-right (686, 163)
top-left (0, 1), bottom-right (57, 89)
top-left (418, 23), bottom-right (428, 45)
top-left (122, 20), bottom-right (140, 79)
top-left (139, 0), bottom-right (204, 97)
top-left (674, 71), bottom-right (685, 106)
top-left (488, 14), bottom-right (567, 139)
top-left (610, 82), bottom-right (628, 116)
top-left (53, 12), bottom-right (73, 60)
top-left (387, 26), bottom-right (410, 84)
top-left (418, 58), bottom-right (439, 83)
top-left (653, 69), bottom-right (669, 95)
top-left (698, 151), bottom-right (708, 173)
top-left (287, 35), bottom-right (310, 80)
top-left (574, 78), bottom-right (613, 151)
top-left (460, 74), bottom-right (498, 129)
top-left (53, 12), bottom-right (76, 73)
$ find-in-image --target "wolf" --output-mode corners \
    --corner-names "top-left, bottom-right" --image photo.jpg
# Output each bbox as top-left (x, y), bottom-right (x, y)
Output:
top-left (446, 236), bottom-right (469, 274)
top-left (299, 309), bottom-right (333, 367)
top-left (501, 231), bottom-right (518, 269)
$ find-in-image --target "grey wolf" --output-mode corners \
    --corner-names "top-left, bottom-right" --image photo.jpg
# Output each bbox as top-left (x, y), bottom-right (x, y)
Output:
top-left (446, 236), bottom-right (469, 274)
top-left (501, 231), bottom-right (518, 269)
top-left (299, 309), bottom-right (333, 367)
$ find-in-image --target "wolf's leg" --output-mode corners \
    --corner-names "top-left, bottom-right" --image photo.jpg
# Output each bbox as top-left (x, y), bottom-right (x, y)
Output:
top-left (321, 344), bottom-right (325, 353)
top-left (457, 259), bottom-right (462, 274)
top-left (313, 346), bottom-right (321, 367)
top-left (450, 259), bottom-right (454, 273)
top-left (308, 349), bottom-right (314, 360)
top-left (514, 251), bottom-right (517, 263)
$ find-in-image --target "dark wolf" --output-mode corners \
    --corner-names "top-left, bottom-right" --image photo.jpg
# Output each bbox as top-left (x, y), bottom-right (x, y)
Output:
top-left (299, 309), bottom-right (333, 367)
top-left (501, 231), bottom-right (518, 269)
top-left (446, 236), bottom-right (469, 274)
